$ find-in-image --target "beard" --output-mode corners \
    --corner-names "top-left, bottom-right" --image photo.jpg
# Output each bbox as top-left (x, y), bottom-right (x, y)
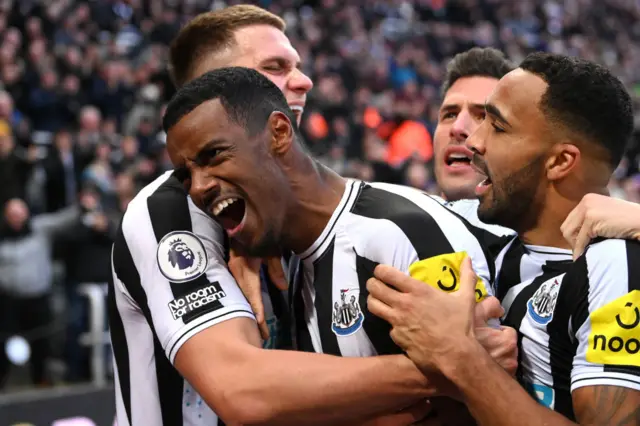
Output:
top-left (477, 156), bottom-right (545, 232)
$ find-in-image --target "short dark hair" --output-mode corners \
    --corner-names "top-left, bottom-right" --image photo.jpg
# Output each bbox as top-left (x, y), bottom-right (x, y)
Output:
top-left (169, 5), bottom-right (286, 88)
top-left (163, 66), bottom-right (297, 137)
top-left (441, 47), bottom-right (514, 96)
top-left (519, 52), bottom-right (633, 168)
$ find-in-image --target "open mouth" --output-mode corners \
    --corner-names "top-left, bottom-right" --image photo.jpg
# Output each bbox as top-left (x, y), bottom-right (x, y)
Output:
top-left (290, 105), bottom-right (304, 121)
top-left (213, 197), bottom-right (247, 235)
top-left (445, 153), bottom-right (472, 167)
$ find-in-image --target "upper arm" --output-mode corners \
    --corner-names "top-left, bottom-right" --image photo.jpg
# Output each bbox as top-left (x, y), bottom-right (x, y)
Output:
top-left (570, 239), bottom-right (640, 424)
top-left (113, 184), bottom-right (256, 364)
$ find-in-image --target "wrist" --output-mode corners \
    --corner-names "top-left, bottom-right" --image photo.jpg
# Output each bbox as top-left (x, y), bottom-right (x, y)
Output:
top-left (393, 355), bottom-right (434, 397)
top-left (437, 338), bottom-right (486, 386)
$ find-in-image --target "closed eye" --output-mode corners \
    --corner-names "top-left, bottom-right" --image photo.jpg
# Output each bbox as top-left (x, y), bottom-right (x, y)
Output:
top-left (491, 122), bottom-right (505, 133)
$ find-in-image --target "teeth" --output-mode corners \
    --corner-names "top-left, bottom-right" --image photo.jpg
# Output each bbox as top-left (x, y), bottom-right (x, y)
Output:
top-left (290, 106), bottom-right (304, 113)
top-left (449, 154), bottom-right (469, 160)
top-left (213, 197), bottom-right (237, 216)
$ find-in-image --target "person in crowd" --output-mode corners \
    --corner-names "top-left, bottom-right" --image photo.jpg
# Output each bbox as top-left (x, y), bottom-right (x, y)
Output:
top-left (0, 198), bottom-right (79, 387)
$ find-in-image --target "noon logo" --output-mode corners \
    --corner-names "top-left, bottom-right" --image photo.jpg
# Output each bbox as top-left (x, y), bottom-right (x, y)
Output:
top-left (157, 231), bottom-right (208, 283)
top-left (587, 290), bottom-right (640, 366)
top-left (408, 251), bottom-right (489, 302)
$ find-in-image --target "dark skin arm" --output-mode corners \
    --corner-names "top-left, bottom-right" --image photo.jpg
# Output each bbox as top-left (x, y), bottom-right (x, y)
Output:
top-left (446, 340), bottom-right (640, 426)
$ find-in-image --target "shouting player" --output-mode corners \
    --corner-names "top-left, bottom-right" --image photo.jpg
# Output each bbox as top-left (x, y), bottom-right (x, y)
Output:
top-left (368, 53), bottom-right (640, 425)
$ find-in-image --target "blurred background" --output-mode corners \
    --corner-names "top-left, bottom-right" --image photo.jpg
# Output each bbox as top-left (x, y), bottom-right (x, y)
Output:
top-left (0, 0), bottom-right (639, 423)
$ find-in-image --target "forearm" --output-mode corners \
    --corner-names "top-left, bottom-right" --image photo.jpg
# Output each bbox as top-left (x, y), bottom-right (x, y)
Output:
top-left (222, 347), bottom-right (433, 425)
top-left (442, 341), bottom-right (576, 426)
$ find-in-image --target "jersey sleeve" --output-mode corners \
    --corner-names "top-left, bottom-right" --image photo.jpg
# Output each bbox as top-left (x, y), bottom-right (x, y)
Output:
top-left (114, 181), bottom-right (255, 364)
top-left (570, 238), bottom-right (640, 393)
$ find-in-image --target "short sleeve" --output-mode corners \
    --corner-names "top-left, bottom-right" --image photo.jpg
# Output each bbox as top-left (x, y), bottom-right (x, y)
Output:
top-left (571, 239), bottom-right (640, 393)
top-left (112, 181), bottom-right (255, 364)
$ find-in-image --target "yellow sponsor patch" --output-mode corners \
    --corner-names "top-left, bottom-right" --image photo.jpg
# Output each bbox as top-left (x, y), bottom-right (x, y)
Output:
top-left (408, 252), bottom-right (488, 302)
top-left (587, 290), bottom-right (640, 367)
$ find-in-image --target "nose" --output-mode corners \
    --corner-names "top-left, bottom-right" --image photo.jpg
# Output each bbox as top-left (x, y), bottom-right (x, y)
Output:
top-left (449, 109), bottom-right (472, 143)
top-left (189, 167), bottom-right (219, 208)
top-left (288, 68), bottom-right (313, 95)
top-left (466, 122), bottom-right (486, 156)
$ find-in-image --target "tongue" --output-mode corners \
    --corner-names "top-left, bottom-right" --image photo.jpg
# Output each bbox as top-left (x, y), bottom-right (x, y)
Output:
top-left (219, 201), bottom-right (245, 231)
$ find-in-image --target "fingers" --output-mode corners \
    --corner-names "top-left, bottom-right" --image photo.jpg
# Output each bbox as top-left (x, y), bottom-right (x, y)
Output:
top-left (265, 256), bottom-right (288, 290)
top-left (561, 200), bottom-right (584, 250)
top-left (475, 326), bottom-right (518, 376)
top-left (373, 264), bottom-right (428, 294)
top-left (367, 293), bottom-right (396, 323)
top-left (258, 320), bottom-right (270, 342)
top-left (366, 277), bottom-right (404, 308)
top-left (393, 399), bottom-right (433, 425)
top-left (458, 256), bottom-right (478, 302)
top-left (228, 256), bottom-right (269, 339)
top-left (473, 296), bottom-right (504, 327)
top-left (572, 221), bottom-right (592, 261)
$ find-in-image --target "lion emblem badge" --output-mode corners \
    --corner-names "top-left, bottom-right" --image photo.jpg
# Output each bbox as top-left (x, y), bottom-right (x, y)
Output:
top-left (157, 231), bottom-right (208, 283)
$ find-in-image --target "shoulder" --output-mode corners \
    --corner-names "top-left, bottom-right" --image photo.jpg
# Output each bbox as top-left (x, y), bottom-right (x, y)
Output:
top-left (578, 238), bottom-right (640, 293)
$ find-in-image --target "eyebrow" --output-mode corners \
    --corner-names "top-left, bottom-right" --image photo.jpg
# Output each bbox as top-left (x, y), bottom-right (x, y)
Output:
top-left (440, 102), bottom-right (486, 113)
top-left (485, 103), bottom-right (511, 126)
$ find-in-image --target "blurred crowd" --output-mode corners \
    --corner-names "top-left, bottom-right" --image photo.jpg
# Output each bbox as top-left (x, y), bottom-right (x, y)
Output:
top-left (0, 0), bottom-right (640, 390)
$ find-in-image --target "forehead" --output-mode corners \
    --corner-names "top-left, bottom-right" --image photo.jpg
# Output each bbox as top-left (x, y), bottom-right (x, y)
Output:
top-left (441, 76), bottom-right (499, 109)
top-left (192, 25), bottom-right (300, 78)
top-left (488, 69), bottom-right (548, 124)
top-left (167, 99), bottom-right (246, 155)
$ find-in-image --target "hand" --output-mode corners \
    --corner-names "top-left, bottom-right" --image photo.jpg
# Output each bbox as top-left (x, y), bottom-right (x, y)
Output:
top-left (561, 193), bottom-right (640, 260)
top-left (473, 297), bottom-right (518, 376)
top-left (265, 256), bottom-right (288, 291)
top-left (92, 213), bottom-right (109, 233)
top-left (367, 257), bottom-right (478, 376)
top-left (357, 399), bottom-right (434, 426)
top-left (227, 250), bottom-right (270, 340)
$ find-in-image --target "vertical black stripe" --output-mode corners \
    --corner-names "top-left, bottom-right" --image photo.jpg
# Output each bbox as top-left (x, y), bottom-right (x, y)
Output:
top-left (626, 240), bottom-right (640, 293)
top-left (108, 237), bottom-right (132, 425)
top-left (113, 225), bottom-right (185, 426)
top-left (546, 261), bottom-right (582, 421)
top-left (313, 239), bottom-right (342, 355)
top-left (355, 253), bottom-right (400, 355)
top-left (146, 176), bottom-right (212, 302)
top-left (292, 262), bottom-right (315, 352)
top-left (350, 186), bottom-right (455, 259)
top-left (496, 241), bottom-right (525, 301)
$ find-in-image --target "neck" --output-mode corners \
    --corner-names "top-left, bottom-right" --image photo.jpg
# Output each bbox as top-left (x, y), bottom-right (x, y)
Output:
top-left (519, 183), bottom-right (607, 249)
top-left (282, 158), bottom-right (346, 254)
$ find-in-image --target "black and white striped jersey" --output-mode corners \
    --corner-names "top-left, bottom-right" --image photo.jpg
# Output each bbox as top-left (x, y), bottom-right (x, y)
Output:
top-left (498, 237), bottom-right (640, 420)
top-left (435, 198), bottom-right (640, 419)
top-left (288, 180), bottom-right (497, 356)
top-left (108, 171), bottom-right (255, 426)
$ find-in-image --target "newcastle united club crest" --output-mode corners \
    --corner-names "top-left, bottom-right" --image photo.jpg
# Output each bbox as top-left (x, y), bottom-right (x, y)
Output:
top-left (527, 277), bottom-right (562, 326)
top-left (331, 288), bottom-right (364, 336)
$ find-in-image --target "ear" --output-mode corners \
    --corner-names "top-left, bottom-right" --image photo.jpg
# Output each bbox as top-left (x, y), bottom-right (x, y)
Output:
top-left (268, 111), bottom-right (294, 156)
top-left (546, 143), bottom-right (580, 181)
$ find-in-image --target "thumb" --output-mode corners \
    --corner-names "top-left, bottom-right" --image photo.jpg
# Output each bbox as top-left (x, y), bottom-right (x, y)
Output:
top-left (474, 296), bottom-right (504, 327)
top-left (572, 223), bottom-right (592, 261)
top-left (459, 256), bottom-right (478, 302)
